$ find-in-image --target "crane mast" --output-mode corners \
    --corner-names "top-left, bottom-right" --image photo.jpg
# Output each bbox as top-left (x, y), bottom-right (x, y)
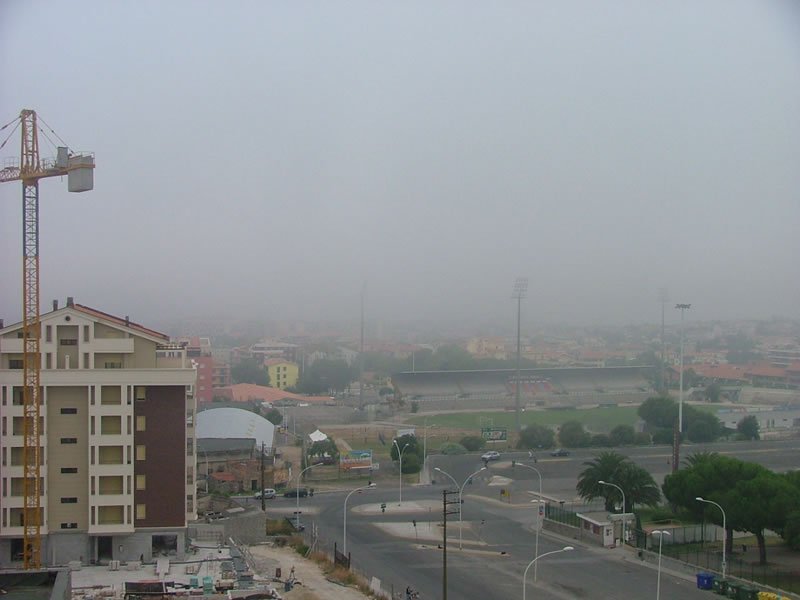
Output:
top-left (1, 109), bottom-right (94, 569)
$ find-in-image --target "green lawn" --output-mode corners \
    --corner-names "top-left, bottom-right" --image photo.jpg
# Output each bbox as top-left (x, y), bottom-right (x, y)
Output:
top-left (406, 406), bottom-right (641, 430)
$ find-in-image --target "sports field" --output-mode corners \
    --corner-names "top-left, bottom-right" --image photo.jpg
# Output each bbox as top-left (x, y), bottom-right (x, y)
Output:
top-left (405, 403), bottom-right (719, 431)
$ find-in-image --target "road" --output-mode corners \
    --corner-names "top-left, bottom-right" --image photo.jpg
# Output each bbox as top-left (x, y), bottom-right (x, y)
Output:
top-left (243, 438), bottom-right (800, 599)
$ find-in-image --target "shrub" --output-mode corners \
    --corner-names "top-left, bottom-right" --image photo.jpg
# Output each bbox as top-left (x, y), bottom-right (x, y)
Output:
top-left (400, 452), bottom-right (421, 474)
top-left (410, 401), bottom-right (419, 413)
top-left (633, 432), bottom-right (652, 445)
top-left (439, 442), bottom-right (466, 455)
top-left (590, 434), bottom-right (613, 447)
top-left (460, 436), bottom-right (486, 451)
top-left (517, 423), bottom-right (555, 449)
top-left (651, 428), bottom-right (673, 445)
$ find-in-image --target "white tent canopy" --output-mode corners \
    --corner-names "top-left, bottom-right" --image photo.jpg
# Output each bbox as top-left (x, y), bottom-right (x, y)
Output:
top-left (308, 429), bottom-right (328, 443)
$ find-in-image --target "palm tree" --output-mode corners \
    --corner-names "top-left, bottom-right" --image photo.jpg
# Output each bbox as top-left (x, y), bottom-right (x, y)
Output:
top-left (683, 451), bottom-right (719, 468)
top-left (577, 451), bottom-right (661, 512)
top-left (577, 451), bottom-right (628, 511)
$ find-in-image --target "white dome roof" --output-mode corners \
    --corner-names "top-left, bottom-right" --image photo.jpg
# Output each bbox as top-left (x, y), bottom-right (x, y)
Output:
top-left (196, 407), bottom-right (275, 449)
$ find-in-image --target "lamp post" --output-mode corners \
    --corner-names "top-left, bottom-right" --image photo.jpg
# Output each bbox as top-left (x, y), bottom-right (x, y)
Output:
top-left (674, 303), bottom-right (691, 472)
top-left (653, 530), bottom-right (671, 600)
top-left (522, 546), bottom-right (574, 600)
top-left (515, 462), bottom-right (544, 582)
top-left (435, 466), bottom-right (486, 550)
top-left (598, 480), bottom-right (627, 547)
top-left (422, 420), bottom-right (438, 476)
top-left (696, 497), bottom-right (726, 580)
top-left (392, 439), bottom-right (412, 505)
top-left (295, 465), bottom-right (315, 530)
top-left (343, 483), bottom-right (376, 556)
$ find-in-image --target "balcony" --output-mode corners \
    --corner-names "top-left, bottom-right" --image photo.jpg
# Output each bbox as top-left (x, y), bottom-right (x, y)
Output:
top-left (91, 338), bottom-right (135, 354)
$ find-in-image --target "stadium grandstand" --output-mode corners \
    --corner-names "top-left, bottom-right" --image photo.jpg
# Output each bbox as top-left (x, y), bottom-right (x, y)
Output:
top-left (392, 366), bottom-right (655, 409)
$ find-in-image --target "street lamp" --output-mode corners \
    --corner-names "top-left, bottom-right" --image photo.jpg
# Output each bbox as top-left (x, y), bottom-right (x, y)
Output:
top-left (522, 546), bottom-right (574, 600)
top-left (392, 439), bottom-right (412, 505)
top-left (653, 530), bottom-right (671, 600)
top-left (435, 466), bottom-right (486, 550)
top-left (598, 480), bottom-right (627, 548)
top-left (422, 419), bottom-right (439, 475)
top-left (696, 497), bottom-right (726, 580)
top-left (515, 462), bottom-right (544, 582)
top-left (294, 465), bottom-right (315, 530)
top-left (343, 483), bottom-right (376, 556)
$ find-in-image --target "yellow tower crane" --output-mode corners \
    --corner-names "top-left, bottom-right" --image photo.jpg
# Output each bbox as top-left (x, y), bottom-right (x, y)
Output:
top-left (0, 109), bottom-right (95, 569)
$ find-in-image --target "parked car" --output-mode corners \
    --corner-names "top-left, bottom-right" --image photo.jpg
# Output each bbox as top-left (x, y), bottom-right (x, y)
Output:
top-left (550, 448), bottom-right (570, 457)
top-left (481, 450), bottom-right (501, 461)
top-left (254, 488), bottom-right (276, 499)
top-left (283, 487), bottom-right (309, 498)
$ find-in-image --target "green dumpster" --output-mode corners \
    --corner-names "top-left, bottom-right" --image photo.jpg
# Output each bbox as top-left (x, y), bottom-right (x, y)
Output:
top-left (737, 587), bottom-right (758, 600)
top-left (713, 579), bottom-right (729, 595)
top-left (726, 583), bottom-right (741, 599)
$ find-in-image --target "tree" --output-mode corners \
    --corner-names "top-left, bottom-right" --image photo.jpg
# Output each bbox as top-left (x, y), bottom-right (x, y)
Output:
top-left (577, 451), bottom-right (660, 512)
top-left (591, 434), bottom-right (613, 447)
top-left (559, 421), bottom-right (590, 447)
top-left (517, 424), bottom-right (555, 450)
top-left (638, 396), bottom-right (676, 429)
top-left (296, 359), bottom-right (355, 394)
top-left (460, 436), bottom-right (486, 452)
top-left (264, 407), bottom-right (283, 426)
top-left (737, 415), bottom-right (760, 440)
top-left (308, 439), bottom-right (339, 463)
top-left (686, 419), bottom-right (718, 443)
top-left (390, 434), bottom-right (423, 473)
top-left (609, 425), bottom-right (636, 446)
top-left (231, 358), bottom-right (270, 386)
top-left (704, 382), bottom-right (721, 403)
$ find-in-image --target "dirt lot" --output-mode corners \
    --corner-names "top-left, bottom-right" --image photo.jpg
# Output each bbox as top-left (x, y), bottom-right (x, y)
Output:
top-left (248, 543), bottom-right (381, 600)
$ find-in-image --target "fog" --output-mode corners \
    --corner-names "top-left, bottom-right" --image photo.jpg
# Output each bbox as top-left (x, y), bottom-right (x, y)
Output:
top-left (2, 1), bottom-right (799, 329)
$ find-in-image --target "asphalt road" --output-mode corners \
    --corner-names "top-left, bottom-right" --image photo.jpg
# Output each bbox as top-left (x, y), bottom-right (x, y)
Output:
top-left (246, 438), bottom-right (799, 599)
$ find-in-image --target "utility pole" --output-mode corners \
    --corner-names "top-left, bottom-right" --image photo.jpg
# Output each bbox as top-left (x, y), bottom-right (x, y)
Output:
top-left (673, 303), bottom-right (691, 473)
top-left (442, 489), bottom-right (460, 600)
top-left (260, 442), bottom-right (266, 512)
top-left (512, 278), bottom-right (528, 432)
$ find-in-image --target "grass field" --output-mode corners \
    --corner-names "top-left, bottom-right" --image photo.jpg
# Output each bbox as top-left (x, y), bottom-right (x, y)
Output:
top-left (406, 405), bottom-right (641, 431)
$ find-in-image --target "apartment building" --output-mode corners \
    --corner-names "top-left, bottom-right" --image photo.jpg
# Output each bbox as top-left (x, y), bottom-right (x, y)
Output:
top-left (264, 359), bottom-right (298, 390)
top-left (0, 299), bottom-right (196, 567)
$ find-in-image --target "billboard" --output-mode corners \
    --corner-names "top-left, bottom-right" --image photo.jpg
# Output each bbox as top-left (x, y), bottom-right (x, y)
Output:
top-left (481, 427), bottom-right (508, 441)
top-left (340, 449), bottom-right (373, 471)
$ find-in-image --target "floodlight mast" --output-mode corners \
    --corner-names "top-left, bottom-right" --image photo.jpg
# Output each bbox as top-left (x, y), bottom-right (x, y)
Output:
top-left (512, 278), bottom-right (528, 432)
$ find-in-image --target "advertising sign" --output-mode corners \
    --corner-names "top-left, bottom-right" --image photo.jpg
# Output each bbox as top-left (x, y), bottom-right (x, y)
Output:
top-left (480, 427), bottom-right (508, 442)
top-left (340, 449), bottom-right (373, 471)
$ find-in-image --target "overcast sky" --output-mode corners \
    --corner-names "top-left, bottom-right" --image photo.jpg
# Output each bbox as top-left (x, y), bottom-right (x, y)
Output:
top-left (2, 1), bottom-right (799, 330)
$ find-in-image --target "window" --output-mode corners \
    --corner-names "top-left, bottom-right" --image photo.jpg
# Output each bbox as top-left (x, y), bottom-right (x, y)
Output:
top-left (9, 360), bottom-right (23, 370)
top-left (135, 445), bottom-right (146, 461)
top-left (136, 416), bottom-right (146, 432)
top-left (46, 325), bottom-right (52, 342)
top-left (83, 353), bottom-right (89, 368)
top-left (186, 438), bottom-right (193, 456)
top-left (83, 325), bottom-right (89, 342)
top-left (46, 353), bottom-right (52, 369)
top-left (136, 474), bottom-right (146, 491)
top-left (186, 495), bottom-right (194, 513)
top-left (60, 339), bottom-right (78, 346)
top-left (135, 387), bottom-right (146, 401)
top-left (104, 362), bottom-right (122, 369)
top-left (61, 467), bottom-right (78, 474)
top-left (60, 407), bottom-right (78, 415)
top-left (61, 437), bottom-right (77, 444)
top-left (136, 504), bottom-right (146, 520)
top-left (60, 522), bottom-right (78, 529)
top-left (60, 497), bottom-right (78, 504)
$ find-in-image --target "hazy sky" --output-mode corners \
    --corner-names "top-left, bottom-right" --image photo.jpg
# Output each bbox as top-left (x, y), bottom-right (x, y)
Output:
top-left (2, 1), bottom-right (799, 329)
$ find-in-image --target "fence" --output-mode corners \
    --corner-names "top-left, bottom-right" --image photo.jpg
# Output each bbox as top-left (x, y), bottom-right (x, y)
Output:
top-left (635, 529), bottom-right (800, 594)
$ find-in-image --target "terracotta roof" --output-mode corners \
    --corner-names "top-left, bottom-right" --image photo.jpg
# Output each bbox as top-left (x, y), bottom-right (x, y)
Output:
top-left (744, 364), bottom-right (787, 378)
top-left (672, 363), bottom-right (749, 381)
top-left (220, 383), bottom-right (331, 404)
top-left (73, 303), bottom-right (169, 341)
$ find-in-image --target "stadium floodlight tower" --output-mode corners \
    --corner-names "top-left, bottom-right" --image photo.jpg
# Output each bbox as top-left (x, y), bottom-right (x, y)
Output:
top-left (512, 278), bottom-right (528, 432)
top-left (673, 303), bottom-right (691, 472)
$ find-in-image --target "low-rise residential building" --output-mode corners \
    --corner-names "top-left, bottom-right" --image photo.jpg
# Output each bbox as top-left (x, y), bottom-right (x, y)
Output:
top-left (264, 359), bottom-right (298, 390)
